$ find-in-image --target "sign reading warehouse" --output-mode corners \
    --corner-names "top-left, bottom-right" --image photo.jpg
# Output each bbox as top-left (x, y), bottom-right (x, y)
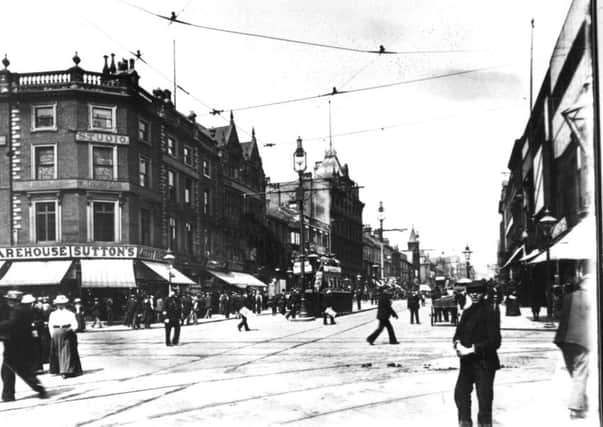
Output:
top-left (0, 245), bottom-right (166, 261)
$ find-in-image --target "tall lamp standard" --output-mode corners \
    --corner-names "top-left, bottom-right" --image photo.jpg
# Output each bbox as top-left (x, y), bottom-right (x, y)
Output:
top-left (293, 136), bottom-right (314, 320)
top-left (377, 201), bottom-right (385, 282)
top-left (163, 249), bottom-right (176, 294)
top-left (538, 208), bottom-right (557, 320)
top-left (463, 245), bottom-right (472, 279)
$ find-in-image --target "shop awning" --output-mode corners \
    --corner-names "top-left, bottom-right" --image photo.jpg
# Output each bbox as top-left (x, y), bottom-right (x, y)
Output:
top-left (81, 259), bottom-right (136, 288)
top-left (207, 270), bottom-right (267, 288)
top-left (142, 261), bottom-right (196, 285)
top-left (0, 260), bottom-right (73, 287)
top-left (520, 248), bottom-right (541, 262)
top-left (501, 245), bottom-right (524, 269)
top-left (529, 216), bottom-right (596, 263)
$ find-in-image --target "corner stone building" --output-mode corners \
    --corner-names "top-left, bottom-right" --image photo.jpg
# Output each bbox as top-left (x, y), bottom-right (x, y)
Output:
top-left (0, 54), bottom-right (266, 297)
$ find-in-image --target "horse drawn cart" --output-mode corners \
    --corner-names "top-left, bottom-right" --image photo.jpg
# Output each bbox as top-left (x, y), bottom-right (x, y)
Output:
top-left (430, 294), bottom-right (459, 326)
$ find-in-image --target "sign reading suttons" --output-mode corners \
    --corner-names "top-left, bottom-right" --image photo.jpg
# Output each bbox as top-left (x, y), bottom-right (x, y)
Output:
top-left (0, 245), bottom-right (166, 261)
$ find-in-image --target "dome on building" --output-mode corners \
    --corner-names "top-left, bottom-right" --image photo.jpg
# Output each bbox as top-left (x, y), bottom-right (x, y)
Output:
top-left (314, 147), bottom-right (343, 178)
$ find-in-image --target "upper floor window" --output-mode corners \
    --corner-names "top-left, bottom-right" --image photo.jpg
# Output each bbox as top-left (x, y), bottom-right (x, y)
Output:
top-left (34, 201), bottom-right (58, 242)
top-left (138, 119), bottom-right (150, 143)
top-left (169, 216), bottom-right (177, 249)
top-left (183, 145), bottom-right (193, 166)
top-left (91, 145), bottom-right (116, 180)
top-left (139, 156), bottom-right (150, 188)
top-left (167, 136), bottom-right (176, 157)
top-left (93, 201), bottom-right (116, 242)
top-left (202, 159), bottom-right (211, 177)
top-left (33, 145), bottom-right (56, 180)
top-left (185, 221), bottom-right (194, 254)
top-left (184, 178), bottom-right (192, 204)
top-left (203, 190), bottom-right (210, 215)
top-left (140, 208), bottom-right (152, 246)
top-left (32, 105), bottom-right (56, 131)
top-left (89, 105), bottom-right (116, 132)
top-left (167, 170), bottom-right (177, 201)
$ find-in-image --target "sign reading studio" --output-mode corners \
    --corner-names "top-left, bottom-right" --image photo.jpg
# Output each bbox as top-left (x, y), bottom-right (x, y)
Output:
top-left (0, 245), bottom-right (165, 261)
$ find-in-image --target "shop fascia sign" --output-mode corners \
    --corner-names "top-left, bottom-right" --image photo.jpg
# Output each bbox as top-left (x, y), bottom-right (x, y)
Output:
top-left (0, 244), bottom-right (166, 261)
top-left (75, 131), bottom-right (130, 145)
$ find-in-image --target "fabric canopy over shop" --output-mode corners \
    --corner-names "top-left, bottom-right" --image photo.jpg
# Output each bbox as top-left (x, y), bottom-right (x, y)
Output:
top-left (207, 270), bottom-right (267, 288)
top-left (81, 259), bottom-right (136, 288)
top-left (0, 260), bottom-right (73, 286)
top-left (501, 245), bottom-right (524, 269)
top-left (530, 217), bottom-right (596, 264)
top-left (520, 248), bottom-right (542, 262)
top-left (419, 284), bottom-right (431, 292)
top-left (142, 261), bottom-right (195, 285)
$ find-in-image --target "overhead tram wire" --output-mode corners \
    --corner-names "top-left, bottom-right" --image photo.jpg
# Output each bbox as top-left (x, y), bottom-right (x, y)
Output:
top-left (118, 0), bottom-right (489, 56)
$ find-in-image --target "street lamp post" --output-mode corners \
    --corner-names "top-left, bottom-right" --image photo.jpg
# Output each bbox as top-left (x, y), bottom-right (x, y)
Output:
top-left (163, 248), bottom-right (176, 294)
top-left (463, 245), bottom-right (472, 279)
top-left (538, 208), bottom-right (557, 320)
top-left (377, 201), bottom-right (385, 282)
top-left (293, 136), bottom-right (314, 320)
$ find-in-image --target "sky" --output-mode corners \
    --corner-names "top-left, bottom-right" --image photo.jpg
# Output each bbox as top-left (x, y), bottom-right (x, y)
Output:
top-left (0, 0), bottom-right (574, 277)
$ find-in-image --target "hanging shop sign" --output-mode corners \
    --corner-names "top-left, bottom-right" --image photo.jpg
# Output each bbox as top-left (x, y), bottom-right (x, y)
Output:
top-left (0, 244), bottom-right (166, 261)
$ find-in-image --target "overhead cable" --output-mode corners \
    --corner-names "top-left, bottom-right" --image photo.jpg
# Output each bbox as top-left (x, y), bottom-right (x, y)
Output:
top-left (119, 0), bottom-right (487, 56)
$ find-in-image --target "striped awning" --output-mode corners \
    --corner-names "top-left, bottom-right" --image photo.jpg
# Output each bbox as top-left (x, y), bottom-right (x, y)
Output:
top-left (142, 261), bottom-right (195, 285)
top-left (207, 270), bottom-right (267, 288)
top-left (81, 259), bottom-right (136, 288)
top-left (0, 260), bottom-right (73, 286)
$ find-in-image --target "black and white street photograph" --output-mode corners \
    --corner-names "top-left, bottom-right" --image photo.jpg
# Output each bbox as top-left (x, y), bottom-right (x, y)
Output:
top-left (0, 0), bottom-right (602, 425)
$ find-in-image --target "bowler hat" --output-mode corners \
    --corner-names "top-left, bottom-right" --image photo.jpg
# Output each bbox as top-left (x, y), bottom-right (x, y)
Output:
top-left (4, 290), bottom-right (23, 300)
top-left (21, 294), bottom-right (36, 304)
top-left (53, 295), bottom-right (69, 305)
top-left (464, 281), bottom-right (486, 292)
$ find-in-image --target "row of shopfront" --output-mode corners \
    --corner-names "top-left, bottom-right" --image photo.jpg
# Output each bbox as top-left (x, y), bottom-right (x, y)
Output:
top-left (0, 244), bottom-right (267, 297)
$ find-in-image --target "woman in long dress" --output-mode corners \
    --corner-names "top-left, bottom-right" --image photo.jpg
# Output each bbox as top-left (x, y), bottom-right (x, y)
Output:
top-left (48, 295), bottom-right (82, 378)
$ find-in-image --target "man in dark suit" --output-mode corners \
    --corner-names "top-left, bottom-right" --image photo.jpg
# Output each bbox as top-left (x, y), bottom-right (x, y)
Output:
top-left (0, 291), bottom-right (47, 402)
top-left (366, 290), bottom-right (399, 345)
top-left (407, 289), bottom-right (421, 324)
top-left (453, 280), bottom-right (501, 427)
top-left (162, 291), bottom-right (182, 346)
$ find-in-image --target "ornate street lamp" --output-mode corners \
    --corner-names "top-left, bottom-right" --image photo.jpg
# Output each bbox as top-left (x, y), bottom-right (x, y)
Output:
top-left (163, 248), bottom-right (176, 294)
top-left (538, 208), bottom-right (557, 319)
top-left (293, 137), bottom-right (313, 320)
top-left (463, 245), bottom-right (472, 279)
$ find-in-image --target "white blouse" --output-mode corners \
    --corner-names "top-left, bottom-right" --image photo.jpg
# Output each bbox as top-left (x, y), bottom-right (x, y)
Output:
top-left (48, 308), bottom-right (78, 335)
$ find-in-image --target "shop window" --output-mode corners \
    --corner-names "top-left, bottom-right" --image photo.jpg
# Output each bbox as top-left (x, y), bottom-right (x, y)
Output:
top-left (89, 105), bottom-right (116, 131)
top-left (33, 145), bottom-right (56, 180)
top-left (91, 145), bottom-right (115, 180)
top-left (35, 201), bottom-right (57, 242)
top-left (93, 201), bottom-right (116, 242)
top-left (32, 105), bottom-right (56, 131)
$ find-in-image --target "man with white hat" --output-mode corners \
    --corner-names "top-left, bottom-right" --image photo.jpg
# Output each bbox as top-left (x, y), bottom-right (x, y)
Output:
top-left (0, 290), bottom-right (47, 402)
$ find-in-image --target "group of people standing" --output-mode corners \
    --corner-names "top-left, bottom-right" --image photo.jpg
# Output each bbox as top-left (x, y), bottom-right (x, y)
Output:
top-left (0, 291), bottom-right (83, 402)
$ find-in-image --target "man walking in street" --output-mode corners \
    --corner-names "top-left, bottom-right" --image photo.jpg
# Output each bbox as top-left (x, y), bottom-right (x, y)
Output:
top-left (366, 289), bottom-right (399, 345)
top-left (453, 280), bottom-right (501, 427)
top-left (0, 290), bottom-right (48, 402)
top-left (554, 262), bottom-right (593, 420)
top-left (163, 291), bottom-right (182, 346)
top-left (408, 289), bottom-right (421, 324)
top-left (322, 289), bottom-right (336, 325)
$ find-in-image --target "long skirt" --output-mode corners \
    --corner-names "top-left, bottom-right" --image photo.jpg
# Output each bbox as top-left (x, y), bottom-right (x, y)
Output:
top-left (49, 329), bottom-right (83, 376)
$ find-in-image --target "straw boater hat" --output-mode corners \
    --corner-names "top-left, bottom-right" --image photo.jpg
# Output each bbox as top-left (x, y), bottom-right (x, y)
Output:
top-left (53, 295), bottom-right (69, 305)
top-left (4, 290), bottom-right (23, 300)
top-left (21, 294), bottom-right (36, 304)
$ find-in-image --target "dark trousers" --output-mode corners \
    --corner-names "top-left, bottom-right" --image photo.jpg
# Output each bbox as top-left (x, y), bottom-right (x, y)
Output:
top-left (356, 299), bottom-right (361, 310)
top-left (410, 308), bottom-right (420, 324)
top-left (367, 319), bottom-right (397, 344)
top-left (454, 358), bottom-right (496, 425)
top-left (238, 315), bottom-right (250, 331)
top-left (323, 313), bottom-right (335, 325)
top-left (2, 360), bottom-right (45, 400)
top-left (285, 307), bottom-right (297, 319)
top-left (164, 320), bottom-right (181, 345)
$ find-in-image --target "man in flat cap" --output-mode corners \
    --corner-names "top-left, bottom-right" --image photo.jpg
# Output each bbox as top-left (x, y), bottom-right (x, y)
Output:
top-left (453, 280), bottom-right (501, 427)
top-left (0, 290), bottom-right (47, 402)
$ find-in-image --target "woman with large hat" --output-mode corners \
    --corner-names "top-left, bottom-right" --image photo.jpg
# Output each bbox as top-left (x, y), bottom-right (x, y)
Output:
top-left (48, 295), bottom-right (82, 378)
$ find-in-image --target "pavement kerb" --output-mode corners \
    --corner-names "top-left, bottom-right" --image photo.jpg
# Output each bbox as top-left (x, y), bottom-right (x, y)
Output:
top-left (80, 303), bottom-right (379, 333)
